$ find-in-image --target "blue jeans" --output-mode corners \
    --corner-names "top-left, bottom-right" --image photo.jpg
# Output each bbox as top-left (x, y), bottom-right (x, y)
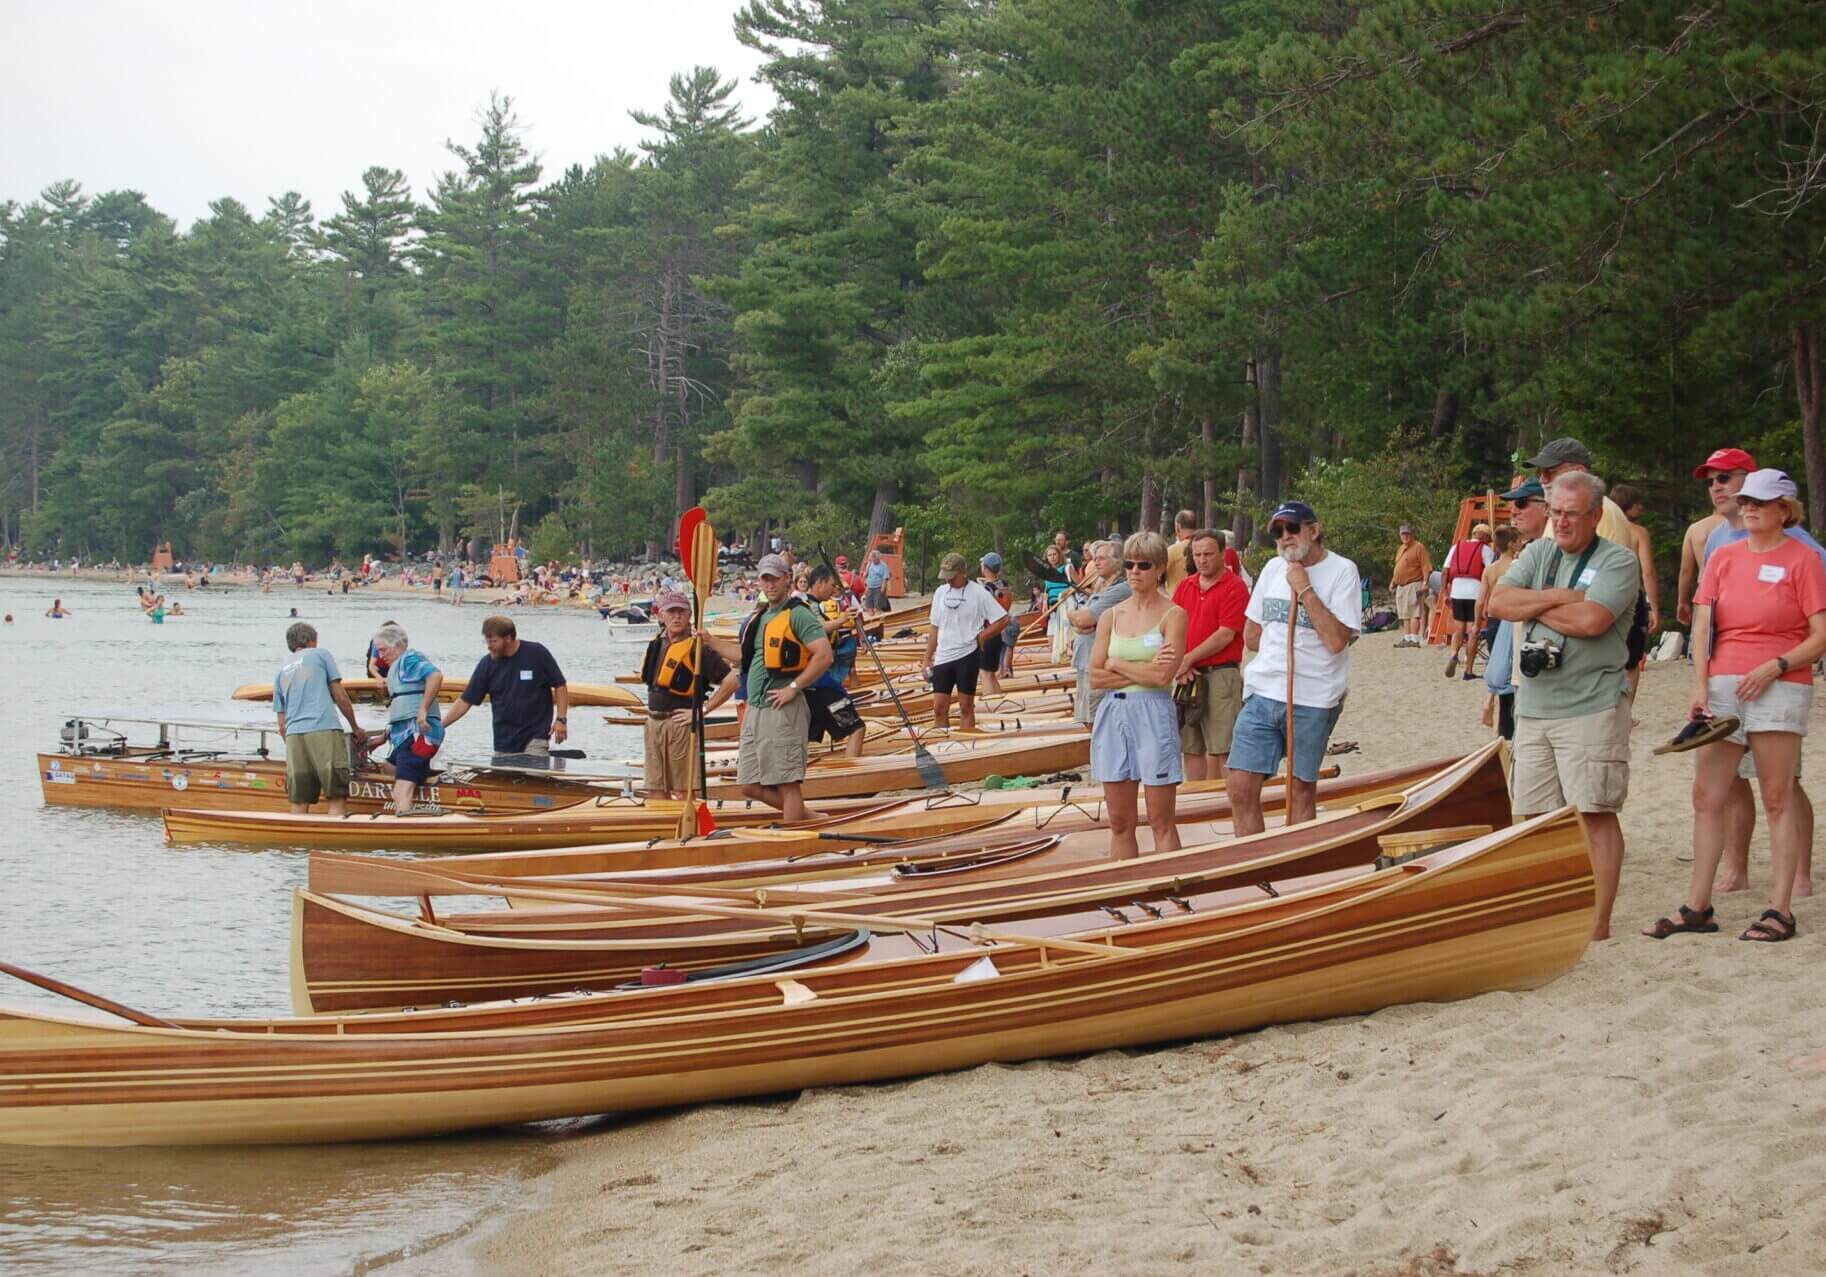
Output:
top-left (1226, 694), bottom-right (1343, 784)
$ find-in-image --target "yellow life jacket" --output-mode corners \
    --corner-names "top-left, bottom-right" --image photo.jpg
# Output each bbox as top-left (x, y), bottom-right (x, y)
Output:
top-left (651, 636), bottom-right (699, 695)
top-left (740, 601), bottom-right (815, 677)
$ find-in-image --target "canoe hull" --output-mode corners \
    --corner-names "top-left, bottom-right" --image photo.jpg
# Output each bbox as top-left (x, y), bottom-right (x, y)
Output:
top-left (0, 809), bottom-right (1592, 1145)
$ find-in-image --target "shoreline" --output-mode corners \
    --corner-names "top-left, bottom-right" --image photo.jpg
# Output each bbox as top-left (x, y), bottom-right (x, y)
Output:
top-left (442, 637), bottom-right (1825, 1274)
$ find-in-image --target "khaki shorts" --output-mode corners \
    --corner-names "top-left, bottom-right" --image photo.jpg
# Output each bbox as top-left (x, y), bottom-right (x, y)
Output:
top-left (644, 714), bottom-right (695, 791)
top-left (285, 728), bottom-right (351, 805)
top-left (1179, 664), bottom-right (1243, 756)
top-left (1074, 669), bottom-right (1109, 727)
top-left (1511, 699), bottom-right (1631, 815)
top-left (1394, 581), bottom-right (1428, 620)
top-left (736, 696), bottom-right (810, 788)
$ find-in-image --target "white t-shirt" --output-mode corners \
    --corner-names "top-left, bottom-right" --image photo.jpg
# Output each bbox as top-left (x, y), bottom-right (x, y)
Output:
top-left (929, 580), bottom-right (1007, 665)
top-left (1243, 551), bottom-right (1363, 709)
top-left (1447, 542), bottom-right (1496, 601)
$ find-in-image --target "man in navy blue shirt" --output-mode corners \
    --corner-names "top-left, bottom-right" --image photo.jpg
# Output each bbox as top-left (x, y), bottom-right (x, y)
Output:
top-left (440, 615), bottom-right (570, 755)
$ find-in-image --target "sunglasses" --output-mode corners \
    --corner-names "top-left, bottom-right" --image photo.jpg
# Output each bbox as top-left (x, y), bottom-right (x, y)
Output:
top-left (1269, 523), bottom-right (1304, 538)
top-left (1705, 471), bottom-right (1747, 487)
top-left (1122, 559), bottom-right (1159, 572)
top-left (1737, 495), bottom-right (1771, 508)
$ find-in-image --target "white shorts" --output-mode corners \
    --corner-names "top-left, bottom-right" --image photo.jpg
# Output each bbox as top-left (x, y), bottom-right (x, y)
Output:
top-left (1708, 675), bottom-right (1812, 744)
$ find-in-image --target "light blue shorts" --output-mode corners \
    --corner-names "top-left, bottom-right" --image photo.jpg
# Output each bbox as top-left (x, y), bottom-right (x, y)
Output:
top-left (1090, 690), bottom-right (1183, 786)
top-left (1227, 694), bottom-right (1343, 785)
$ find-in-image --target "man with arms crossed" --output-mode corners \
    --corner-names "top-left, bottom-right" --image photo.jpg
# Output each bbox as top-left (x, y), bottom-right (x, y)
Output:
top-left (1488, 471), bottom-right (1639, 939)
top-left (1172, 529), bottom-right (1249, 780)
top-left (1226, 501), bottom-right (1362, 836)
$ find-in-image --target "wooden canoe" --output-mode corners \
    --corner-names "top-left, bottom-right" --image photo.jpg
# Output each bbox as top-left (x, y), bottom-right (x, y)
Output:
top-left (702, 730), bottom-right (1088, 800)
top-left (0, 808), bottom-right (1592, 1145)
top-left (231, 678), bottom-right (643, 709)
top-left (290, 747), bottom-right (1509, 1012)
top-left (38, 749), bottom-right (634, 817)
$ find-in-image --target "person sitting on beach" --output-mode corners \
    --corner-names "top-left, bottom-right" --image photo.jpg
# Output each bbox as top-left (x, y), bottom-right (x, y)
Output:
top-left (1443, 524), bottom-right (1495, 679)
top-left (1646, 469), bottom-right (1826, 942)
top-left (1226, 500), bottom-right (1363, 836)
top-left (1390, 524), bottom-right (1432, 648)
top-left (1089, 531), bottom-right (1188, 858)
top-left (1488, 471), bottom-right (1638, 940)
top-left (370, 623), bottom-right (444, 815)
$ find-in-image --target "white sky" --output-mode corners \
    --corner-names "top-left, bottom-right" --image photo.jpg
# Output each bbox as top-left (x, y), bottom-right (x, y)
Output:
top-left (2, 0), bottom-right (776, 228)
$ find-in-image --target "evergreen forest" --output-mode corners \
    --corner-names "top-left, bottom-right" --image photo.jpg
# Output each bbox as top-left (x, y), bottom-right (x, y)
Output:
top-left (3, 0), bottom-right (1824, 584)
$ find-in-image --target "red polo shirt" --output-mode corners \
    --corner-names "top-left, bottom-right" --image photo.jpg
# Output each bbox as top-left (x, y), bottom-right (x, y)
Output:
top-left (1173, 569), bottom-right (1249, 667)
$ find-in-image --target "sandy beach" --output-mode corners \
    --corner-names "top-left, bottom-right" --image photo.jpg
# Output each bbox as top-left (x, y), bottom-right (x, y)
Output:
top-left (445, 633), bottom-right (1826, 1275)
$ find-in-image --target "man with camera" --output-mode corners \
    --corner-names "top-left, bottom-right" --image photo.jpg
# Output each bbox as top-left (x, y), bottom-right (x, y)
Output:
top-left (1488, 470), bottom-right (1640, 940)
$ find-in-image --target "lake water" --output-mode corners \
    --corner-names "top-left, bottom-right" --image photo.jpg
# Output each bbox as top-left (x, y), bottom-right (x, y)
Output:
top-left (0, 575), bottom-right (655, 1272)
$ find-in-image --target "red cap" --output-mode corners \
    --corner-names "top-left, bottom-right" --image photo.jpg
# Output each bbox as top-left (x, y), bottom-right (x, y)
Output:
top-left (1693, 447), bottom-right (1756, 479)
top-left (835, 555), bottom-right (849, 566)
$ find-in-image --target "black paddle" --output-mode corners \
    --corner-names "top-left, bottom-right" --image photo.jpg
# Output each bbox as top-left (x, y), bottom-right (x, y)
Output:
top-left (819, 543), bottom-right (948, 790)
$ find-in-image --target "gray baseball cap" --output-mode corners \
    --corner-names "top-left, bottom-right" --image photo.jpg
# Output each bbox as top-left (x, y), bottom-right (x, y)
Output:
top-left (1524, 437), bottom-right (1592, 470)
top-left (755, 553), bottom-right (790, 579)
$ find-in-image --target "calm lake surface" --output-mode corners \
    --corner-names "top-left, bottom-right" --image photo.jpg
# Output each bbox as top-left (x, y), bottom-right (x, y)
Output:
top-left (0, 575), bottom-right (655, 1273)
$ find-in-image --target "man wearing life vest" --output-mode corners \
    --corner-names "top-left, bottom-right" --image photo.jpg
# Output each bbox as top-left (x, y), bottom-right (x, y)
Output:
top-left (640, 589), bottom-right (739, 797)
top-left (737, 553), bottom-right (834, 820)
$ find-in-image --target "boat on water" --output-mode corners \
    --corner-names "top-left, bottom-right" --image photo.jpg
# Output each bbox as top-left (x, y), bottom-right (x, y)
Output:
top-left (231, 677), bottom-right (643, 709)
top-left (36, 715), bottom-right (617, 816)
top-left (0, 806), bottom-right (1593, 1146)
top-left (289, 747), bottom-right (1510, 1012)
top-left (162, 731), bottom-right (1094, 847)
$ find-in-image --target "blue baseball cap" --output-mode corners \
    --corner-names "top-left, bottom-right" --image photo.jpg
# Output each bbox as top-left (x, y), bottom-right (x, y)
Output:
top-left (1267, 501), bottom-right (1318, 533)
top-left (1499, 478), bottom-right (1545, 503)
top-left (980, 551), bottom-right (1004, 570)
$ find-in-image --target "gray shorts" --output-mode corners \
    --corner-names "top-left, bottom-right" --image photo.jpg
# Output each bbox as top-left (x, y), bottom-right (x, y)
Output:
top-left (736, 697), bottom-right (810, 788)
top-left (1074, 668), bottom-right (1109, 727)
top-left (1709, 675), bottom-right (1812, 745)
top-left (1511, 699), bottom-right (1631, 815)
top-left (1090, 690), bottom-right (1183, 787)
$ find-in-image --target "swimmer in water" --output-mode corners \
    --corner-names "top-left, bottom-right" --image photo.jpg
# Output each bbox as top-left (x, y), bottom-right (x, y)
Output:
top-left (45, 599), bottom-right (71, 618)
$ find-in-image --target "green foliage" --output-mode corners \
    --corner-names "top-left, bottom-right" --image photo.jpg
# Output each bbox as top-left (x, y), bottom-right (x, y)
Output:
top-left (1292, 438), bottom-right (1467, 585)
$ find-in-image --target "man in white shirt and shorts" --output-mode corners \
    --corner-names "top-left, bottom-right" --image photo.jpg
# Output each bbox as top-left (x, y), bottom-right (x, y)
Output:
top-left (923, 551), bottom-right (1009, 731)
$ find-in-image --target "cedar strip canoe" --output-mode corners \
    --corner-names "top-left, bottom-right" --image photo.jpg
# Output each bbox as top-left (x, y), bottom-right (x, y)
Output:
top-left (291, 747), bottom-right (1508, 1012)
top-left (0, 808), bottom-right (1592, 1146)
top-left (162, 732), bottom-right (1092, 848)
top-left (231, 678), bottom-right (643, 709)
top-left (305, 759), bottom-right (1391, 891)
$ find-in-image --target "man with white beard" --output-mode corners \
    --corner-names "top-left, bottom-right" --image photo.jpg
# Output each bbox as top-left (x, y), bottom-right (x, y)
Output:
top-left (1225, 501), bottom-right (1363, 835)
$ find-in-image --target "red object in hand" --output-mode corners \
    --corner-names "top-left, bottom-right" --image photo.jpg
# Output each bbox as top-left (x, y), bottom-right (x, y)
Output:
top-left (641, 966), bottom-right (688, 986)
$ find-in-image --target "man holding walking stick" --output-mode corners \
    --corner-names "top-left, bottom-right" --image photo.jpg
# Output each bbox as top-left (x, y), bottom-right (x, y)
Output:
top-left (1226, 501), bottom-right (1362, 835)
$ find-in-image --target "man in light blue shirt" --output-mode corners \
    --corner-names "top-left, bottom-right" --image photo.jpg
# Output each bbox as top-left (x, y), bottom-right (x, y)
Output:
top-left (273, 621), bottom-right (364, 815)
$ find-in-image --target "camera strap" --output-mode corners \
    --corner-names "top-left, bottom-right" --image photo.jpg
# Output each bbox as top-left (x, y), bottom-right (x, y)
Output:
top-left (1523, 540), bottom-right (1601, 647)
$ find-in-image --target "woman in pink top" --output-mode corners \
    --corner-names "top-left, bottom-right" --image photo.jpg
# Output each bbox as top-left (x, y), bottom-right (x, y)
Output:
top-left (1646, 469), bottom-right (1826, 942)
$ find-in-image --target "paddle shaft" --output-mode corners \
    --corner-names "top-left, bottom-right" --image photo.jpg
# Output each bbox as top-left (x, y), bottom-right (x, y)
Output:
top-left (1285, 592), bottom-right (1297, 799)
top-left (0, 960), bottom-right (180, 1029)
top-left (821, 544), bottom-right (945, 787)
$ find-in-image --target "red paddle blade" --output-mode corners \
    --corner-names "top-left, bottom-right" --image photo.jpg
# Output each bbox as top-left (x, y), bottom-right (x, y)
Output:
top-left (694, 800), bottom-right (717, 836)
top-left (677, 506), bottom-right (707, 580)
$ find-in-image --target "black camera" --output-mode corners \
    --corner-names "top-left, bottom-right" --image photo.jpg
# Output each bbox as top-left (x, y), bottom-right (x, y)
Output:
top-left (1518, 638), bottom-right (1563, 677)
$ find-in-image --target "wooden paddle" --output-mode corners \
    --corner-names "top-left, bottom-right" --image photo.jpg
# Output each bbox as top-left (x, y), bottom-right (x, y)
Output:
top-left (820, 544), bottom-right (948, 789)
top-left (1284, 575), bottom-right (1299, 807)
top-left (677, 506), bottom-right (718, 837)
top-left (0, 960), bottom-right (181, 1028)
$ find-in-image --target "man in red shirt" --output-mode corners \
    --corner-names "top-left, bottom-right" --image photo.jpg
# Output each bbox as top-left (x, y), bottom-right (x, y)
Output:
top-left (1172, 528), bottom-right (1251, 780)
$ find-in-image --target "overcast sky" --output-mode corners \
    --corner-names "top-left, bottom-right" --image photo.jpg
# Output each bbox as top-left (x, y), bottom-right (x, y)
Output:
top-left (3, 0), bottom-right (777, 228)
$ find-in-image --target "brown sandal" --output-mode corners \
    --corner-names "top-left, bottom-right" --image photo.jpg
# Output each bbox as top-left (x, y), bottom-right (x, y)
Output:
top-left (1740, 909), bottom-right (1797, 942)
top-left (1642, 904), bottom-right (1718, 939)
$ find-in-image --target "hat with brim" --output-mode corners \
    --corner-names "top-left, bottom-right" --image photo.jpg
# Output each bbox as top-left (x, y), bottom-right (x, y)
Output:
top-left (755, 553), bottom-right (790, 579)
top-left (1267, 500), bottom-right (1318, 534)
top-left (1525, 437), bottom-right (1592, 470)
top-left (1653, 714), bottom-right (1741, 755)
top-left (655, 589), bottom-right (693, 614)
top-left (1739, 468), bottom-right (1799, 503)
top-left (1500, 478), bottom-right (1545, 503)
top-left (1692, 447), bottom-right (1757, 480)
top-left (940, 552), bottom-right (968, 575)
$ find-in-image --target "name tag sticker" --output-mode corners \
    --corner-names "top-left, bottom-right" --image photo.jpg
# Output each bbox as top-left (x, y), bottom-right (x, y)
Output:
top-left (1758, 564), bottom-right (1787, 584)
top-left (519, 669), bottom-right (534, 680)
top-left (1141, 633), bottom-right (1164, 649)
top-left (1577, 568), bottom-right (1597, 588)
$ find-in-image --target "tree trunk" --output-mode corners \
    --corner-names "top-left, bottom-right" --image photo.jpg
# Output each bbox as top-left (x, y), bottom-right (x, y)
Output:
top-left (1256, 349), bottom-right (1284, 505)
top-left (1201, 414), bottom-right (1218, 529)
top-left (869, 479), bottom-right (898, 536)
top-left (1795, 323), bottom-right (1826, 532)
top-left (1237, 361), bottom-right (1261, 548)
top-left (797, 459), bottom-right (819, 492)
top-left (674, 445), bottom-right (692, 519)
top-left (1138, 468), bottom-right (1158, 536)
top-left (1430, 387), bottom-right (1459, 441)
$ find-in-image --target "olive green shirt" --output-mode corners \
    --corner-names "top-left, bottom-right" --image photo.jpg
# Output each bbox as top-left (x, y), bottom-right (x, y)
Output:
top-left (743, 601), bottom-right (830, 703)
top-left (1500, 534), bottom-right (1639, 719)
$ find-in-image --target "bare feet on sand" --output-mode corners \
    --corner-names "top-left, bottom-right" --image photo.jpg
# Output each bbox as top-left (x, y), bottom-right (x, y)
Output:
top-left (1789, 1048), bottom-right (1826, 1073)
top-left (1714, 871), bottom-right (1749, 893)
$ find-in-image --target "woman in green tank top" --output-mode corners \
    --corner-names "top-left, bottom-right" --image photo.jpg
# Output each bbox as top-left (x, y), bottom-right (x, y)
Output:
top-left (1089, 531), bottom-right (1190, 858)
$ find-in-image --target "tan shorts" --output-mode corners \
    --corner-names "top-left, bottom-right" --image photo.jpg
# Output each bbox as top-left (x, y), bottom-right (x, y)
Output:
top-left (1179, 665), bottom-right (1243, 757)
top-left (1074, 669), bottom-right (1108, 727)
top-left (1394, 581), bottom-right (1428, 620)
top-left (736, 696), bottom-right (810, 788)
top-left (644, 714), bottom-right (695, 791)
top-left (285, 728), bottom-right (351, 804)
top-left (1511, 699), bottom-right (1631, 815)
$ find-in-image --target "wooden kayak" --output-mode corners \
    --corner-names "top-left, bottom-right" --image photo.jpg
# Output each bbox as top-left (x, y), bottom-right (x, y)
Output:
top-left (0, 806), bottom-right (1591, 1145)
top-left (231, 678), bottom-right (643, 709)
top-left (702, 730), bottom-right (1088, 800)
top-left (290, 748), bottom-right (1509, 1011)
top-left (305, 759), bottom-right (1381, 889)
